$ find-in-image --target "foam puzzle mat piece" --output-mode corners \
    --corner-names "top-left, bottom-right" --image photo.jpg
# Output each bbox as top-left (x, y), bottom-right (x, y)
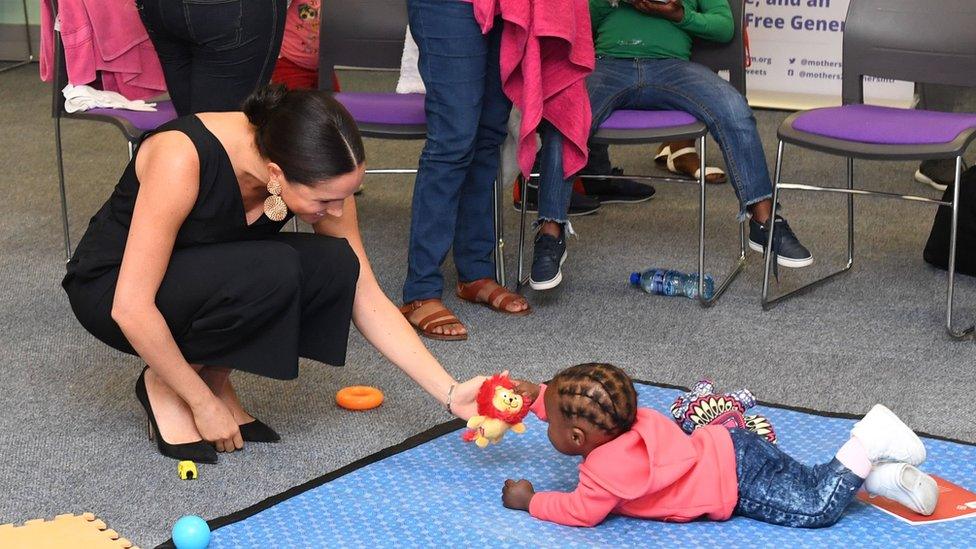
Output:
top-left (0, 512), bottom-right (139, 549)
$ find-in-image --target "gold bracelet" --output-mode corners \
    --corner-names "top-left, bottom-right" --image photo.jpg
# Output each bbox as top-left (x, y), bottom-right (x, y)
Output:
top-left (446, 382), bottom-right (457, 414)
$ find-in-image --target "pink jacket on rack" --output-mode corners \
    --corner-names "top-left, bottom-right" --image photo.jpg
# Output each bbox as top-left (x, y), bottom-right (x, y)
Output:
top-left (472, 0), bottom-right (594, 178)
top-left (40, 0), bottom-right (166, 100)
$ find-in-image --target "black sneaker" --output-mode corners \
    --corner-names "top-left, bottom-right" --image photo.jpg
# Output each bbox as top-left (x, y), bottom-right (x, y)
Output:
top-left (513, 178), bottom-right (601, 216)
top-left (748, 215), bottom-right (813, 268)
top-left (530, 229), bottom-right (567, 290)
top-left (580, 167), bottom-right (656, 204)
top-left (914, 159), bottom-right (963, 192)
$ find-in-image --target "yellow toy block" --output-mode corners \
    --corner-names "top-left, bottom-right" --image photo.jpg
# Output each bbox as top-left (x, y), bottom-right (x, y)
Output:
top-left (178, 460), bottom-right (198, 480)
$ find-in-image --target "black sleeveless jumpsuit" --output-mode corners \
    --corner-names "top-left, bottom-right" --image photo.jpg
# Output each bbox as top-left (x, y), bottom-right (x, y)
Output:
top-left (62, 116), bottom-right (359, 380)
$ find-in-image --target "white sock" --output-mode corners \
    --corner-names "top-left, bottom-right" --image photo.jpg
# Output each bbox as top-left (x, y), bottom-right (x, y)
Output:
top-left (835, 437), bottom-right (872, 478)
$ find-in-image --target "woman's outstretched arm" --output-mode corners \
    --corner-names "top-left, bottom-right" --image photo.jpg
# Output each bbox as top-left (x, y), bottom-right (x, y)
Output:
top-left (313, 194), bottom-right (487, 419)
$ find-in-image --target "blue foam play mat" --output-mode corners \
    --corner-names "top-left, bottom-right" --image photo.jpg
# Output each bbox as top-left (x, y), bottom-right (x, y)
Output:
top-left (173, 382), bottom-right (976, 548)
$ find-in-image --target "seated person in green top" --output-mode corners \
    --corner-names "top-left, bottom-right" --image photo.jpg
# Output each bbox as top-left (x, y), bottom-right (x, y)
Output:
top-left (529, 0), bottom-right (812, 291)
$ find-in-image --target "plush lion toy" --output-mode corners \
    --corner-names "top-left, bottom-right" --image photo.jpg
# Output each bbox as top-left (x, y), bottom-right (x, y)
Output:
top-left (462, 374), bottom-right (531, 448)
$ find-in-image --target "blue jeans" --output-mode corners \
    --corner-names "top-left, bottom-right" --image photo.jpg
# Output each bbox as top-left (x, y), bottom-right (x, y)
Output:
top-left (539, 57), bottom-right (774, 221)
top-left (730, 429), bottom-right (865, 528)
top-left (402, 0), bottom-right (511, 302)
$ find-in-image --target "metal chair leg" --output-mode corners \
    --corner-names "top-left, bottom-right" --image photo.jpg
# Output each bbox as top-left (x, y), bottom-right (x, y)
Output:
top-left (493, 162), bottom-right (506, 286)
top-left (515, 174), bottom-right (533, 289)
top-left (946, 156), bottom-right (975, 340)
top-left (55, 118), bottom-right (72, 260)
top-left (761, 145), bottom-right (855, 309)
top-left (0, 0), bottom-right (34, 74)
top-left (697, 136), bottom-right (746, 307)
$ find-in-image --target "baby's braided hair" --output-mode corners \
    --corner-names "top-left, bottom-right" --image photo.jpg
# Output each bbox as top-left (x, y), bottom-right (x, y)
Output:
top-left (551, 363), bottom-right (638, 436)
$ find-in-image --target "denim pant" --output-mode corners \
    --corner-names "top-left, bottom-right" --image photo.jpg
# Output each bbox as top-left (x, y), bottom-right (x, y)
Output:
top-left (539, 57), bottom-right (774, 221)
top-left (402, 0), bottom-right (510, 302)
top-left (137, 0), bottom-right (286, 116)
top-left (730, 429), bottom-right (864, 528)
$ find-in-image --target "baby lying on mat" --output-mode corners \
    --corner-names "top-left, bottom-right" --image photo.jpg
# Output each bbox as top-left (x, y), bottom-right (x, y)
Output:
top-left (505, 363), bottom-right (939, 528)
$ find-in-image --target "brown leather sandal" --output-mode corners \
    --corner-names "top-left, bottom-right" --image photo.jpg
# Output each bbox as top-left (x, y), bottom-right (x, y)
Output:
top-left (456, 278), bottom-right (532, 316)
top-left (400, 299), bottom-right (468, 341)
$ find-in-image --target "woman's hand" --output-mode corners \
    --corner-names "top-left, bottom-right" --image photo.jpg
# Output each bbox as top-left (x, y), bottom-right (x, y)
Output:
top-left (449, 375), bottom-right (489, 420)
top-left (191, 395), bottom-right (244, 453)
top-left (632, 0), bottom-right (685, 22)
top-left (502, 479), bottom-right (536, 511)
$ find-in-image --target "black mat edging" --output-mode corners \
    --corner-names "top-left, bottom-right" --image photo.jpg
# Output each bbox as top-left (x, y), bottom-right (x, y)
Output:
top-left (155, 379), bottom-right (975, 548)
top-left (155, 417), bottom-right (466, 548)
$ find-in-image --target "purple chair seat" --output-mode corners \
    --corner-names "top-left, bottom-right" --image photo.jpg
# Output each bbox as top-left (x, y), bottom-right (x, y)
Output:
top-left (599, 109), bottom-right (699, 130)
top-left (335, 92), bottom-right (426, 126)
top-left (85, 100), bottom-right (178, 132)
top-left (791, 104), bottom-right (976, 145)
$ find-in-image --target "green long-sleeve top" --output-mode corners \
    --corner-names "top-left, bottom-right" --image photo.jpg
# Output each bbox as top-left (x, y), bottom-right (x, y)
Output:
top-left (589, 0), bottom-right (734, 60)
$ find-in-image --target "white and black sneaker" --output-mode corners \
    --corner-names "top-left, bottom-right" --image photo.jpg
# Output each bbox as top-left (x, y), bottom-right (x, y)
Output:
top-left (914, 159), bottom-right (962, 192)
top-left (748, 215), bottom-right (813, 268)
top-left (513, 178), bottom-right (601, 216)
top-left (579, 168), bottom-right (656, 204)
top-left (530, 229), bottom-right (567, 291)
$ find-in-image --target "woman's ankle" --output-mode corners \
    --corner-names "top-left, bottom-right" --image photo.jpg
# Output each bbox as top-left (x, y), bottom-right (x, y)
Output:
top-left (144, 370), bottom-right (204, 443)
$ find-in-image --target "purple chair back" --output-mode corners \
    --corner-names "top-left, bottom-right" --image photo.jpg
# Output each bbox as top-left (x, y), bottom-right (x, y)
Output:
top-left (842, 0), bottom-right (976, 104)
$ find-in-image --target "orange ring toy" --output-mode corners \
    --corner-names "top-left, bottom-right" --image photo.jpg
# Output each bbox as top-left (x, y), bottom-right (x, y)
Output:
top-left (336, 386), bottom-right (384, 411)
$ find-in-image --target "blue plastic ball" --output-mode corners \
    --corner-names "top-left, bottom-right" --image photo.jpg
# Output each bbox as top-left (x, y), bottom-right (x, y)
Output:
top-left (172, 515), bottom-right (211, 549)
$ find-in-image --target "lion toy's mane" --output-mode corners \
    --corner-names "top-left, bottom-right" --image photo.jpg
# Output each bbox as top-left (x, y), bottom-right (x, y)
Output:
top-left (476, 374), bottom-right (531, 424)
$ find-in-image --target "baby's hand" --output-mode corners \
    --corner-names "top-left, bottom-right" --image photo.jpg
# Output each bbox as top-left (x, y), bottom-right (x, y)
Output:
top-left (502, 479), bottom-right (535, 511)
top-left (511, 379), bottom-right (541, 403)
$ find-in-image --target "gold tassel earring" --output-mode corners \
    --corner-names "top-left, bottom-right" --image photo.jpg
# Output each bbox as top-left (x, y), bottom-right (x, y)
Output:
top-left (264, 178), bottom-right (288, 221)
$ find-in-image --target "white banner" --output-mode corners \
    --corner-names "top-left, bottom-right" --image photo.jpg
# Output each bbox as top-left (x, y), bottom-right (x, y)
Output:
top-left (742, 0), bottom-right (914, 110)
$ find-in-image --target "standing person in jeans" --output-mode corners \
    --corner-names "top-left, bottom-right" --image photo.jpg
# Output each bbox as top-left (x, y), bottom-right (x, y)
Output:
top-left (400, 0), bottom-right (531, 342)
top-left (136, 0), bottom-right (286, 115)
top-left (530, 0), bottom-right (813, 291)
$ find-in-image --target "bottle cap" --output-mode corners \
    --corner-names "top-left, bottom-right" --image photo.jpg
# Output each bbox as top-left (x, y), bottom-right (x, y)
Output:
top-left (629, 272), bottom-right (640, 285)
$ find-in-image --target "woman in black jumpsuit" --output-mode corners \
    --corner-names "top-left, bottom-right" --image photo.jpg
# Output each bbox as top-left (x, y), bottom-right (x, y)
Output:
top-left (62, 86), bottom-right (490, 463)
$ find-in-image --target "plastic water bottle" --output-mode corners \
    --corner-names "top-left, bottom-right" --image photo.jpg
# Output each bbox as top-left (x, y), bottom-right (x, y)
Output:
top-left (630, 269), bottom-right (715, 300)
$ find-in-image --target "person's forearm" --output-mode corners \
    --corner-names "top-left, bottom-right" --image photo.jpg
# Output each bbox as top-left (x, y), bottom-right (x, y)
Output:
top-left (351, 276), bottom-right (456, 408)
top-left (675, 0), bottom-right (733, 42)
top-left (113, 305), bottom-right (213, 408)
top-left (313, 195), bottom-right (458, 408)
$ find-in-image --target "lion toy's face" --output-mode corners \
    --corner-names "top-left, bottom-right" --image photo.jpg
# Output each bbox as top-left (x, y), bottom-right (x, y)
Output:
top-left (492, 386), bottom-right (523, 413)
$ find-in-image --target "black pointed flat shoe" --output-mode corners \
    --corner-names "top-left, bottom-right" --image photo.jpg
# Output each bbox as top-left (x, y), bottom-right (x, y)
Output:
top-left (239, 418), bottom-right (281, 443)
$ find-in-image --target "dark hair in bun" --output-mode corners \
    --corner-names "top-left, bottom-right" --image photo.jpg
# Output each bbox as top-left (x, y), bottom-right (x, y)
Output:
top-left (243, 84), bottom-right (365, 185)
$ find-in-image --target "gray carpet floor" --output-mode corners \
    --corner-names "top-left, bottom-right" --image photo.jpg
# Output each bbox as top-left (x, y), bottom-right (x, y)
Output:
top-left (1, 67), bottom-right (974, 547)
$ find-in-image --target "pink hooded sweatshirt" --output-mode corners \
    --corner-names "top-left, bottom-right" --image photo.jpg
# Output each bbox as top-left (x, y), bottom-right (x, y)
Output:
top-left (528, 384), bottom-right (739, 527)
